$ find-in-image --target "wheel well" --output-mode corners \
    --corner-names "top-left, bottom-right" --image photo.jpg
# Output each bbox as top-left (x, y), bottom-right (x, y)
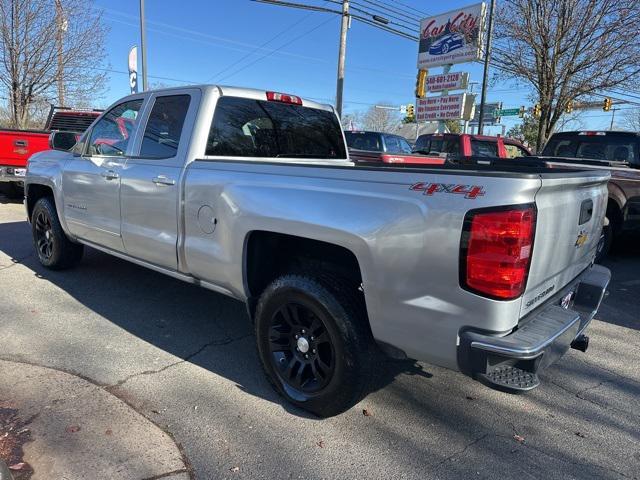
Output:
top-left (606, 198), bottom-right (623, 235)
top-left (26, 184), bottom-right (54, 221)
top-left (245, 231), bottom-right (363, 300)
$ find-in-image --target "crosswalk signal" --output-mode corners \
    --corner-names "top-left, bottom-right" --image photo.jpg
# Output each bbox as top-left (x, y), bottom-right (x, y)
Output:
top-left (565, 101), bottom-right (574, 113)
top-left (415, 70), bottom-right (427, 99)
top-left (406, 104), bottom-right (415, 119)
top-left (603, 97), bottom-right (612, 111)
top-left (533, 104), bottom-right (541, 117)
top-left (518, 106), bottom-right (526, 118)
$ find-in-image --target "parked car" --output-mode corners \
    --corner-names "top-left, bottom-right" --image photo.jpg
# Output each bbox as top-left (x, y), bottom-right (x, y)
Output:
top-left (539, 130), bottom-right (640, 259)
top-left (429, 33), bottom-right (464, 55)
top-left (26, 85), bottom-right (610, 417)
top-left (345, 130), bottom-right (445, 165)
top-left (0, 106), bottom-right (101, 198)
top-left (413, 133), bottom-right (532, 162)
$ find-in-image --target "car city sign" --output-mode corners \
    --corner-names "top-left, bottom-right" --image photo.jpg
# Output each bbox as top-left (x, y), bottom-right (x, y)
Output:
top-left (426, 72), bottom-right (470, 93)
top-left (417, 3), bottom-right (487, 69)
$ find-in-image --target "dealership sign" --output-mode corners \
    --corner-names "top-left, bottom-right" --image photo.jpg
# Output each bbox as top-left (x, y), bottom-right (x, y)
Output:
top-left (416, 93), bottom-right (475, 122)
top-left (426, 71), bottom-right (469, 93)
top-left (417, 3), bottom-right (486, 69)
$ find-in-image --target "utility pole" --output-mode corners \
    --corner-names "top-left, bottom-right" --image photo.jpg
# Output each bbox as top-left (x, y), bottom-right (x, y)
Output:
top-left (55, 0), bottom-right (66, 106)
top-left (610, 107), bottom-right (618, 130)
top-left (477, 0), bottom-right (495, 135)
top-left (335, 0), bottom-right (349, 118)
top-left (140, 0), bottom-right (148, 91)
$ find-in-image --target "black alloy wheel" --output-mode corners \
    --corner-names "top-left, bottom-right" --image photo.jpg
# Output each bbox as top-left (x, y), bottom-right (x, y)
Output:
top-left (268, 301), bottom-right (336, 396)
top-left (34, 209), bottom-right (54, 262)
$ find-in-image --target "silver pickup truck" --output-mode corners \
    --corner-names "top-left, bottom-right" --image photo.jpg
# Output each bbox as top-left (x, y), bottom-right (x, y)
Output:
top-left (25, 85), bottom-right (611, 417)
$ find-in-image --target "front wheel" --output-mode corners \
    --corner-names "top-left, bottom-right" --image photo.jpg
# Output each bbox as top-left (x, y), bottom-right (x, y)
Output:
top-left (255, 273), bottom-right (374, 417)
top-left (32, 197), bottom-right (83, 269)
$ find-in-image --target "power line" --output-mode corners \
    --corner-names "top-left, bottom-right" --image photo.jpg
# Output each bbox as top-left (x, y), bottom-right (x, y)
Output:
top-left (204, 12), bottom-right (315, 82)
top-left (357, 0), bottom-right (423, 22)
top-left (350, 1), bottom-right (419, 28)
top-left (218, 15), bottom-right (338, 82)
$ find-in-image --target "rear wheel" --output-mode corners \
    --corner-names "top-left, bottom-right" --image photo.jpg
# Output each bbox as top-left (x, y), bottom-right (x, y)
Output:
top-left (255, 273), bottom-right (374, 417)
top-left (32, 197), bottom-right (83, 269)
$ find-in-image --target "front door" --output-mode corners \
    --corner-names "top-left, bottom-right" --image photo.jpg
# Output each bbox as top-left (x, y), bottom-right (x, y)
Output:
top-left (120, 91), bottom-right (198, 270)
top-left (62, 98), bottom-right (144, 251)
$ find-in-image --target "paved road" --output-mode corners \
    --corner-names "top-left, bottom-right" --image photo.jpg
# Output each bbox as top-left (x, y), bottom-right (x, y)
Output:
top-left (1, 196), bottom-right (639, 480)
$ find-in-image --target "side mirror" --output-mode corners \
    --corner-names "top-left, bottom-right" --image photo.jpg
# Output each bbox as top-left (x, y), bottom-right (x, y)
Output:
top-left (49, 131), bottom-right (78, 151)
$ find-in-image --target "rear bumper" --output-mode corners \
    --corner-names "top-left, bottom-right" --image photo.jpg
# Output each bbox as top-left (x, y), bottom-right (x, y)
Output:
top-left (458, 264), bottom-right (611, 392)
top-left (0, 165), bottom-right (26, 184)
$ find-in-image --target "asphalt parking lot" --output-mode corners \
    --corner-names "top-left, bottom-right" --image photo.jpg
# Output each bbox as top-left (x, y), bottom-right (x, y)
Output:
top-left (0, 194), bottom-right (639, 480)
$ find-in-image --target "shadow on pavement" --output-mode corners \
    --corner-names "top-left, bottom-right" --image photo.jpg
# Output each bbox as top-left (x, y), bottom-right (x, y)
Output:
top-left (1, 216), bottom-right (639, 478)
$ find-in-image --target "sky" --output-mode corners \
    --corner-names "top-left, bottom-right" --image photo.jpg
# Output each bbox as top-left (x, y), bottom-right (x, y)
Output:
top-left (92, 0), bottom-right (629, 134)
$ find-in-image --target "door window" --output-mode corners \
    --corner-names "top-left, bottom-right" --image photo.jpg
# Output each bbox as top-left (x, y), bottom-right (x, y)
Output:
top-left (87, 100), bottom-right (143, 156)
top-left (140, 95), bottom-right (191, 158)
top-left (505, 144), bottom-right (529, 158)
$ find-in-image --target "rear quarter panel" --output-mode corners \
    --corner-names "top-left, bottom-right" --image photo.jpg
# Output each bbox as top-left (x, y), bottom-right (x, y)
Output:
top-left (183, 161), bottom-right (542, 369)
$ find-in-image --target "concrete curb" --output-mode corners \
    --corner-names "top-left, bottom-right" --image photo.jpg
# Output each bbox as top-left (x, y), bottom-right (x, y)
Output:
top-left (0, 359), bottom-right (192, 480)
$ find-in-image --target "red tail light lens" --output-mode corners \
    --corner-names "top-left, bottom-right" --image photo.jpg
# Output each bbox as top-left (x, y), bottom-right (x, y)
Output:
top-left (266, 91), bottom-right (303, 105)
top-left (461, 205), bottom-right (536, 300)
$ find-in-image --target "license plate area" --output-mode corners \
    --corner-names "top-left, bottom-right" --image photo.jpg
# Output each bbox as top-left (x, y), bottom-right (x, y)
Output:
top-left (560, 290), bottom-right (575, 310)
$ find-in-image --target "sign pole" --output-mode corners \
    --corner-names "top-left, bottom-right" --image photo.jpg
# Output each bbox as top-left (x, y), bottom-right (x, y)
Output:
top-left (477, 0), bottom-right (495, 135)
top-left (139, 0), bottom-right (148, 91)
top-left (438, 64), bottom-right (452, 133)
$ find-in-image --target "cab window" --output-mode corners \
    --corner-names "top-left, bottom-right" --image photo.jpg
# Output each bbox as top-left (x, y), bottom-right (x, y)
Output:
top-left (505, 144), bottom-right (529, 158)
top-left (140, 95), bottom-right (191, 158)
top-left (86, 100), bottom-right (143, 156)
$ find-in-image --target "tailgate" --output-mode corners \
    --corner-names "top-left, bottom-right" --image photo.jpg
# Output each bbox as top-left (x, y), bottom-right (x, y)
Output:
top-left (521, 171), bottom-right (610, 317)
top-left (0, 131), bottom-right (50, 167)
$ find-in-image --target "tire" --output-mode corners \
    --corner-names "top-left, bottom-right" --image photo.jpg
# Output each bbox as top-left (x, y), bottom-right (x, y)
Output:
top-left (255, 272), bottom-right (374, 417)
top-left (31, 196), bottom-right (83, 270)
top-left (595, 224), bottom-right (612, 264)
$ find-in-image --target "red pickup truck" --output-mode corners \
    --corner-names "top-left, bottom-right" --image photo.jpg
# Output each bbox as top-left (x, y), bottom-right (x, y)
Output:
top-left (0, 107), bottom-right (100, 197)
top-left (412, 133), bottom-right (532, 161)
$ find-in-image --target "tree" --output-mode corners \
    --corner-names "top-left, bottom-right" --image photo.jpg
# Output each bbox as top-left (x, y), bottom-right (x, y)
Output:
top-left (361, 104), bottom-right (399, 132)
top-left (340, 111), bottom-right (362, 131)
top-left (0, 0), bottom-right (108, 128)
top-left (623, 108), bottom-right (640, 131)
top-left (493, 0), bottom-right (640, 150)
top-left (507, 114), bottom-right (540, 150)
top-left (444, 119), bottom-right (461, 134)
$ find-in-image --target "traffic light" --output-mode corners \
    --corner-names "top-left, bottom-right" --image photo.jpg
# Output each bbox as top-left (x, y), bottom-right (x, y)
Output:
top-left (533, 104), bottom-right (541, 117)
top-left (565, 101), bottom-right (573, 113)
top-left (415, 70), bottom-right (427, 99)
top-left (518, 106), bottom-right (526, 118)
top-left (406, 104), bottom-right (415, 118)
top-left (603, 97), bottom-right (612, 111)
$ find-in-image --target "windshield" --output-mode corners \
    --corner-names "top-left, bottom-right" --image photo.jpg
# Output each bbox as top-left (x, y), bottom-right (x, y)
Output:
top-left (206, 96), bottom-right (346, 159)
top-left (344, 132), bottom-right (383, 152)
top-left (542, 135), bottom-right (639, 165)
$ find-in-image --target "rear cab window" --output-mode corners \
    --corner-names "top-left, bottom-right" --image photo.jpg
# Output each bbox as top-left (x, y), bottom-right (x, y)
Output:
top-left (206, 96), bottom-right (346, 159)
top-left (344, 132), bottom-right (383, 152)
top-left (504, 143), bottom-right (529, 158)
top-left (542, 134), bottom-right (640, 165)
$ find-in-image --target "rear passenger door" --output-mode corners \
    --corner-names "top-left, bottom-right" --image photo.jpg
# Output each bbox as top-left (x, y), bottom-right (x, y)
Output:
top-left (120, 89), bottom-right (200, 270)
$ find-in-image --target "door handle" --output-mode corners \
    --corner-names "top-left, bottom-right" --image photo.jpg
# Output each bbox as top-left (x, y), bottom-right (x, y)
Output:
top-left (100, 170), bottom-right (119, 180)
top-left (152, 175), bottom-right (176, 186)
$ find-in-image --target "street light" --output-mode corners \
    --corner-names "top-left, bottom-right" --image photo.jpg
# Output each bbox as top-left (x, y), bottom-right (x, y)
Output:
top-left (54, 0), bottom-right (68, 106)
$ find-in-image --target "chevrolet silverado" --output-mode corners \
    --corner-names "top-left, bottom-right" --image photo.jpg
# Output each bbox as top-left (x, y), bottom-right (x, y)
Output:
top-left (25, 86), bottom-right (611, 416)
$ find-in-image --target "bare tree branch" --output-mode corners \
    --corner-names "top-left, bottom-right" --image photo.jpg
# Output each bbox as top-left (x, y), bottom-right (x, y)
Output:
top-left (0, 0), bottom-right (109, 128)
top-left (493, 0), bottom-right (640, 149)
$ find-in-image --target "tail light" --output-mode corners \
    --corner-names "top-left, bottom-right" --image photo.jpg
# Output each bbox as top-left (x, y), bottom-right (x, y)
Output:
top-left (266, 91), bottom-right (302, 105)
top-left (460, 205), bottom-right (536, 300)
